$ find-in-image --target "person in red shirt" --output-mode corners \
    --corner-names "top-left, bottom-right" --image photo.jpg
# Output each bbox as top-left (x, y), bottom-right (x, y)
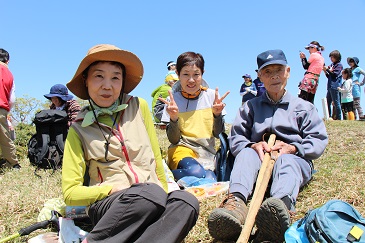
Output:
top-left (0, 48), bottom-right (20, 170)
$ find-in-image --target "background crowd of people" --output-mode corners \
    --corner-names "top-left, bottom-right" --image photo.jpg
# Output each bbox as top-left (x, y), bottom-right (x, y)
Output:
top-left (238, 42), bottom-right (365, 121)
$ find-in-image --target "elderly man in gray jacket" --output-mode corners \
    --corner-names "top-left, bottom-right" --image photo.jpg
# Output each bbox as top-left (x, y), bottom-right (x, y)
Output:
top-left (208, 49), bottom-right (328, 243)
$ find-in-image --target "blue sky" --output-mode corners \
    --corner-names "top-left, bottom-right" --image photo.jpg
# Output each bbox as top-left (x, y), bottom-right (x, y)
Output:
top-left (3, 0), bottom-right (365, 123)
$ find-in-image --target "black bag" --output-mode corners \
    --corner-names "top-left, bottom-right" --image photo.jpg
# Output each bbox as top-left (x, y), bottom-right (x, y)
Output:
top-left (214, 132), bottom-right (235, 181)
top-left (27, 109), bottom-right (68, 172)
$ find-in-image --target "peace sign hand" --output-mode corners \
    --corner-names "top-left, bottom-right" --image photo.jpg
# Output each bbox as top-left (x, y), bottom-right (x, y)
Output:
top-left (212, 87), bottom-right (230, 117)
top-left (158, 90), bottom-right (179, 122)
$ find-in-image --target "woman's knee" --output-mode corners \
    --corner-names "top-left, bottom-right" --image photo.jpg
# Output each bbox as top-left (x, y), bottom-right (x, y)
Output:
top-left (177, 157), bottom-right (205, 177)
top-left (124, 183), bottom-right (168, 208)
top-left (168, 190), bottom-right (200, 215)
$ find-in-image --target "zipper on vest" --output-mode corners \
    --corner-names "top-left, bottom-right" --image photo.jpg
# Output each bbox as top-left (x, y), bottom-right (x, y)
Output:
top-left (115, 124), bottom-right (139, 184)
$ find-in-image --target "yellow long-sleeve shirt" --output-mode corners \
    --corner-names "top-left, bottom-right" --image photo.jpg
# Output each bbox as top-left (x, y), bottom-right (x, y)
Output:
top-left (62, 97), bottom-right (167, 206)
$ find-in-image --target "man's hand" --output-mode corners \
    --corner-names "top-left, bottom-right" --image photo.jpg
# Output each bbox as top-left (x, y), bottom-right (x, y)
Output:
top-left (270, 140), bottom-right (297, 157)
top-left (251, 140), bottom-right (297, 161)
top-left (250, 141), bottom-right (271, 161)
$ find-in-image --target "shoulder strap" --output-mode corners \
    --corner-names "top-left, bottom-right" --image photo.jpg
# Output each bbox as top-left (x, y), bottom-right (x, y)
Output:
top-left (216, 132), bottom-right (229, 181)
top-left (38, 132), bottom-right (50, 163)
top-left (83, 96), bottom-right (134, 186)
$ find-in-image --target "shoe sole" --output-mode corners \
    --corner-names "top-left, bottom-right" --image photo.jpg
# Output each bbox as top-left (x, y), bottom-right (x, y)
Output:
top-left (253, 198), bottom-right (290, 243)
top-left (208, 208), bottom-right (242, 241)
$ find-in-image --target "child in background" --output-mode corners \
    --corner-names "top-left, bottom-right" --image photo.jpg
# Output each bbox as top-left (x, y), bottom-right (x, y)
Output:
top-left (298, 41), bottom-right (325, 103)
top-left (323, 50), bottom-right (343, 120)
top-left (240, 74), bottom-right (257, 106)
top-left (338, 68), bottom-right (354, 120)
top-left (347, 57), bottom-right (365, 119)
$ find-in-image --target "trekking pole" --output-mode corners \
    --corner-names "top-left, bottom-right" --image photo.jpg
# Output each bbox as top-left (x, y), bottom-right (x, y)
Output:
top-left (236, 134), bottom-right (277, 243)
top-left (0, 210), bottom-right (60, 243)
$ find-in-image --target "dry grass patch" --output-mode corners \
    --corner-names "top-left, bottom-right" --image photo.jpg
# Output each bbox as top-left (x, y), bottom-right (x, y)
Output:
top-left (0, 120), bottom-right (364, 242)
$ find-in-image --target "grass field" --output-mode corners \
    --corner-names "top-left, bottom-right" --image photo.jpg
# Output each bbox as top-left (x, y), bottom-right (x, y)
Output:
top-left (0, 120), bottom-right (364, 242)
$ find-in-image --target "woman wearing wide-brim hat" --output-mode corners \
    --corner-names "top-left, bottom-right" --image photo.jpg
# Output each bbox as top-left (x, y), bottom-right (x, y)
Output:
top-left (62, 44), bottom-right (199, 242)
top-left (44, 83), bottom-right (81, 127)
top-left (347, 57), bottom-right (365, 119)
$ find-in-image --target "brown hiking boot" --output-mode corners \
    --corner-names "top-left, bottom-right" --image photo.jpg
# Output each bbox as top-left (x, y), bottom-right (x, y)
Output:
top-left (208, 194), bottom-right (248, 241)
top-left (253, 197), bottom-right (291, 243)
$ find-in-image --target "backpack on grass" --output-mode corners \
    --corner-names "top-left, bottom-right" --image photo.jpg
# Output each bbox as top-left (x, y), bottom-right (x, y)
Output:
top-left (214, 132), bottom-right (235, 181)
top-left (27, 109), bottom-right (68, 172)
top-left (285, 199), bottom-right (365, 243)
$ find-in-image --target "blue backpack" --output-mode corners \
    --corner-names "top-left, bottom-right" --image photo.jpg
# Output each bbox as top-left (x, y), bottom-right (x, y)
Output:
top-left (285, 200), bottom-right (365, 243)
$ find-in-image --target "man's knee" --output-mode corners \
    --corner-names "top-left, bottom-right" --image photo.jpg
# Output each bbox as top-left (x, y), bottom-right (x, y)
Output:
top-left (236, 147), bottom-right (258, 160)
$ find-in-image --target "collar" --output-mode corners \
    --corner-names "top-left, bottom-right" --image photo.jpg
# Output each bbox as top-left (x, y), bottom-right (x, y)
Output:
top-left (265, 90), bottom-right (287, 104)
top-left (82, 100), bottom-right (128, 127)
top-left (181, 85), bottom-right (208, 99)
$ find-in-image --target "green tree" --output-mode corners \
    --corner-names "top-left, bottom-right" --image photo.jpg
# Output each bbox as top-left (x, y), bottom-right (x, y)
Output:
top-left (11, 95), bottom-right (42, 124)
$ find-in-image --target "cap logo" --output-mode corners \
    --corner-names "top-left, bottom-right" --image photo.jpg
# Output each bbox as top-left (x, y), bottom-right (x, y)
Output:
top-left (267, 54), bottom-right (273, 59)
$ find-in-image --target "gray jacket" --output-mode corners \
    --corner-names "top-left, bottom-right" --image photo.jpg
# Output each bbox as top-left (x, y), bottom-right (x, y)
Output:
top-left (229, 91), bottom-right (328, 161)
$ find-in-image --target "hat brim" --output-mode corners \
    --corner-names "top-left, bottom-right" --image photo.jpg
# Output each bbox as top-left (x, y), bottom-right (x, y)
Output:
top-left (258, 60), bottom-right (287, 72)
top-left (67, 47), bottom-right (143, 100)
top-left (44, 93), bottom-right (73, 101)
top-left (347, 57), bottom-right (359, 66)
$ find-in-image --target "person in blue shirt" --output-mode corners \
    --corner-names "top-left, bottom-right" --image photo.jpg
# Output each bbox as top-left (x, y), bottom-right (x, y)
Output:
top-left (347, 57), bottom-right (365, 119)
top-left (323, 50), bottom-right (343, 120)
top-left (240, 74), bottom-right (257, 105)
top-left (253, 69), bottom-right (266, 97)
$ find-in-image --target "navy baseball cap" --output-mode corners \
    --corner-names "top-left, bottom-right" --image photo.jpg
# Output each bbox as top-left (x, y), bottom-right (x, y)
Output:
top-left (242, 74), bottom-right (251, 79)
top-left (257, 49), bottom-right (287, 71)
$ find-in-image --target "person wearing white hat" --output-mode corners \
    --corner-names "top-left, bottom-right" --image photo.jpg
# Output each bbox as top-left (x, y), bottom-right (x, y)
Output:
top-left (62, 44), bottom-right (199, 243)
top-left (298, 41), bottom-right (325, 104)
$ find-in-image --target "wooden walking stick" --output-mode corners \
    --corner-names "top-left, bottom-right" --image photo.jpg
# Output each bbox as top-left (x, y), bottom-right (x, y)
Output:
top-left (236, 134), bottom-right (277, 243)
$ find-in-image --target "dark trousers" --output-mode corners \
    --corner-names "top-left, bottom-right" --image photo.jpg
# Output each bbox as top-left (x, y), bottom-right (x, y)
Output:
top-left (299, 90), bottom-right (315, 104)
top-left (87, 183), bottom-right (199, 243)
top-left (341, 101), bottom-right (354, 120)
top-left (328, 89), bottom-right (342, 120)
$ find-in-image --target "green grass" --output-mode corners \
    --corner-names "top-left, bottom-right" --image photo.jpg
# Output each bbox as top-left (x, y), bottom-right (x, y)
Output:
top-left (0, 120), bottom-right (364, 242)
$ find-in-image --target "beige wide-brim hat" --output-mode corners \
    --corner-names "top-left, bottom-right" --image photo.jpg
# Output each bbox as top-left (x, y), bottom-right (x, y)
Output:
top-left (67, 44), bottom-right (144, 100)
